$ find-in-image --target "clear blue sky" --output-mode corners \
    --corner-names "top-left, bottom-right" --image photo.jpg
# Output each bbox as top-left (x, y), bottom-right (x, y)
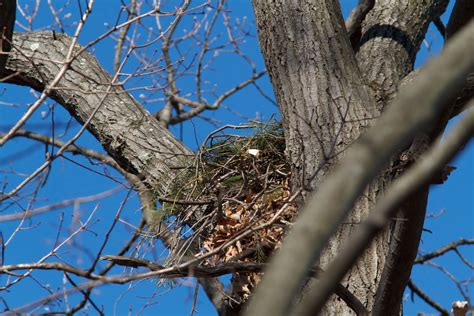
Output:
top-left (0, 1), bottom-right (472, 315)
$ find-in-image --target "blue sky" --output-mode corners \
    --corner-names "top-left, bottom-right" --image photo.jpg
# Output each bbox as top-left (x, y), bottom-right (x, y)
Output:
top-left (0, 1), bottom-right (472, 315)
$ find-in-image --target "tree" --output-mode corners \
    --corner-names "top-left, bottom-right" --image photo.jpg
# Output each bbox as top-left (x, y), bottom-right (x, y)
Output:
top-left (0, 0), bottom-right (472, 315)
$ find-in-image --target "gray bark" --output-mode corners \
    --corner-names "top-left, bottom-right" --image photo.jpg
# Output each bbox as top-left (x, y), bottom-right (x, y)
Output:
top-left (367, 2), bottom-right (472, 313)
top-left (252, 1), bottom-right (381, 314)
top-left (295, 99), bottom-right (474, 316)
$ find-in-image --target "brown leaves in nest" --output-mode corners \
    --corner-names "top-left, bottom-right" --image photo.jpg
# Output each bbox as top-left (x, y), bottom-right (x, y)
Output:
top-left (203, 180), bottom-right (295, 261)
top-left (201, 178), bottom-right (298, 302)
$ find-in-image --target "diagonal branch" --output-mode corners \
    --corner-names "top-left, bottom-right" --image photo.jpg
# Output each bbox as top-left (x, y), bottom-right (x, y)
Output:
top-left (446, 0), bottom-right (474, 39)
top-left (3, 31), bottom-right (231, 315)
top-left (446, 0), bottom-right (474, 116)
top-left (370, 2), bottom-right (474, 311)
top-left (4, 32), bottom-right (193, 199)
top-left (407, 280), bottom-right (450, 315)
top-left (294, 103), bottom-right (474, 315)
top-left (415, 239), bottom-right (474, 264)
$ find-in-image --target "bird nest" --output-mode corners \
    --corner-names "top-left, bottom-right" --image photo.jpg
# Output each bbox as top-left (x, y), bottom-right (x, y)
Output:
top-left (158, 121), bottom-right (298, 302)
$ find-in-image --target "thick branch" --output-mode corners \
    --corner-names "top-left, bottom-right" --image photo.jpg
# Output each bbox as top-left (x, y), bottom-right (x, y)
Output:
top-left (4, 32), bottom-right (193, 199)
top-left (245, 20), bottom-right (474, 316)
top-left (294, 102), bottom-right (474, 315)
top-left (356, 0), bottom-right (449, 99)
top-left (3, 32), bottom-right (232, 315)
top-left (447, 0), bottom-right (474, 39)
top-left (446, 0), bottom-right (474, 115)
top-left (252, 0), bottom-right (376, 192)
top-left (372, 2), bottom-right (474, 310)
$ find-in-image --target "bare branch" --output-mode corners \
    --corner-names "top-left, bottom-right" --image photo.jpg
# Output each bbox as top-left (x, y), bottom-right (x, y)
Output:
top-left (113, 0), bottom-right (136, 74)
top-left (0, 187), bottom-right (121, 222)
top-left (294, 103), bottom-right (474, 315)
top-left (1, 255), bottom-right (367, 315)
top-left (0, 0), bottom-right (94, 146)
top-left (4, 129), bottom-right (123, 170)
top-left (407, 280), bottom-right (450, 316)
top-left (168, 70), bottom-right (267, 125)
top-left (415, 239), bottom-right (474, 264)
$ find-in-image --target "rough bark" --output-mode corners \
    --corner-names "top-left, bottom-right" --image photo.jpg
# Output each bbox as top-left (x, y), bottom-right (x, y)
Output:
top-left (5, 32), bottom-right (192, 198)
top-left (355, 0), bottom-right (449, 101)
top-left (252, 0), bottom-right (383, 314)
top-left (446, 0), bottom-right (474, 117)
top-left (350, 1), bottom-right (449, 314)
top-left (252, 0), bottom-right (376, 190)
top-left (3, 1), bottom-right (472, 315)
top-left (295, 99), bottom-right (474, 316)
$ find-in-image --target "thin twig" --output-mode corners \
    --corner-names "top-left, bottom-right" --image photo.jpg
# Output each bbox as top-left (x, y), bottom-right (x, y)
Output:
top-left (415, 239), bottom-right (474, 264)
top-left (407, 280), bottom-right (449, 315)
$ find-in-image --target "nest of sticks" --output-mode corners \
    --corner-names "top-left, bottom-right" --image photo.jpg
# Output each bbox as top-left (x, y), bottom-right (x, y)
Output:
top-left (159, 121), bottom-right (298, 302)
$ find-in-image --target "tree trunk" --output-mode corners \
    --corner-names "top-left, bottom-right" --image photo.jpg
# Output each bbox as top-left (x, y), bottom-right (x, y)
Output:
top-left (252, 0), bottom-right (448, 313)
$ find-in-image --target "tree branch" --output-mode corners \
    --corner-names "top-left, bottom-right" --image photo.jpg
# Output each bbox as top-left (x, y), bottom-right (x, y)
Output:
top-left (2, 30), bottom-right (233, 315)
top-left (446, 0), bottom-right (474, 116)
top-left (371, 2), bottom-right (474, 310)
top-left (415, 239), bottom-right (474, 264)
top-left (356, 0), bottom-right (449, 98)
top-left (446, 0), bottom-right (474, 39)
top-left (0, 187), bottom-right (121, 222)
top-left (4, 129), bottom-right (124, 171)
top-left (407, 280), bottom-right (450, 316)
top-left (293, 102), bottom-right (474, 315)
top-left (0, 257), bottom-right (367, 315)
top-left (4, 32), bottom-right (193, 200)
